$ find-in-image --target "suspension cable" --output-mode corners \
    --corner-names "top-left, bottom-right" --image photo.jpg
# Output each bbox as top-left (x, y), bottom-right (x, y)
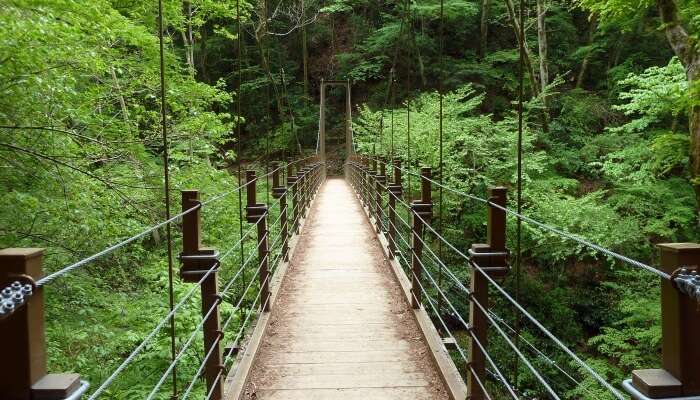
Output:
top-left (37, 204), bottom-right (199, 286)
top-left (155, 0), bottom-right (178, 395)
top-left (514, 0), bottom-right (526, 385)
top-left (235, 0), bottom-right (246, 321)
top-left (437, 0), bottom-right (445, 319)
top-left (409, 238), bottom-right (560, 399)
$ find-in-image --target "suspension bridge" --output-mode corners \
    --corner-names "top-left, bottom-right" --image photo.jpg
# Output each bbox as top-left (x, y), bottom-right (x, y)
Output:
top-left (2, 123), bottom-right (700, 400)
top-left (2, 0), bottom-right (700, 397)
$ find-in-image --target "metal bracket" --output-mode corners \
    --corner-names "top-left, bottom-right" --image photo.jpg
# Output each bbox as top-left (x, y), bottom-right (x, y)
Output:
top-left (271, 186), bottom-right (286, 199)
top-left (246, 204), bottom-right (268, 223)
top-left (179, 250), bottom-right (220, 282)
top-left (410, 201), bottom-right (433, 219)
top-left (671, 267), bottom-right (700, 302)
top-left (0, 275), bottom-right (36, 321)
top-left (468, 245), bottom-right (509, 277)
top-left (388, 184), bottom-right (403, 198)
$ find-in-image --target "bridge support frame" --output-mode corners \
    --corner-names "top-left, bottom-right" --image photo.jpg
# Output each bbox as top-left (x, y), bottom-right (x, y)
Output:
top-left (467, 187), bottom-right (508, 400)
top-left (627, 243), bottom-right (700, 399)
top-left (319, 79), bottom-right (353, 166)
top-left (180, 189), bottom-right (224, 400)
top-left (410, 167), bottom-right (433, 309)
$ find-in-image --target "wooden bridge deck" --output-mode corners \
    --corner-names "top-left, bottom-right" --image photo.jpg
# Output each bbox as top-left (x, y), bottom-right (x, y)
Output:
top-left (237, 178), bottom-right (449, 400)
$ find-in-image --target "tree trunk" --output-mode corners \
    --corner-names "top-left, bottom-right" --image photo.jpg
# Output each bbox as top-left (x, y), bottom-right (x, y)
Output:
top-left (479, 0), bottom-right (491, 59)
top-left (536, 0), bottom-right (548, 105)
top-left (504, 0), bottom-right (549, 132)
top-left (255, 33), bottom-right (284, 118)
top-left (504, 0), bottom-right (540, 98)
top-left (301, 0), bottom-right (309, 102)
top-left (411, 19), bottom-right (427, 86)
top-left (182, 0), bottom-right (195, 75)
top-left (657, 0), bottom-right (700, 215)
top-left (576, 16), bottom-right (597, 89)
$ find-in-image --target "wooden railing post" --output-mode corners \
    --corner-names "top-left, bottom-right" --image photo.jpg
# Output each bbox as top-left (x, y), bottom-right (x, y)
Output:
top-left (179, 190), bottom-right (223, 400)
top-left (375, 160), bottom-right (387, 233)
top-left (387, 160), bottom-right (403, 259)
top-left (287, 165), bottom-right (299, 234)
top-left (626, 243), bottom-right (700, 398)
top-left (299, 166), bottom-right (309, 219)
top-left (467, 187), bottom-right (508, 400)
top-left (0, 249), bottom-right (84, 400)
top-left (369, 159), bottom-right (377, 220)
top-left (245, 171), bottom-right (270, 312)
top-left (410, 167), bottom-right (433, 309)
top-left (272, 163), bottom-right (289, 262)
top-left (361, 157), bottom-right (369, 207)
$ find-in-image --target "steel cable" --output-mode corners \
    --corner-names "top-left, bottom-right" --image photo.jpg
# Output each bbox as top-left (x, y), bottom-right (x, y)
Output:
top-left (359, 168), bottom-right (623, 398)
top-left (371, 158), bottom-right (666, 280)
top-left (37, 204), bottom-right (200, 286)
top-left (145, 244), bottom-right (269, 400)
top-left (87, 262), bottom-right (219, 400)
top-left (411, 249), bottom-right (557, 398)
top-left (411, 268), bottom-right (518, 399)
top-left (407, 207), bottom-right (625, 399)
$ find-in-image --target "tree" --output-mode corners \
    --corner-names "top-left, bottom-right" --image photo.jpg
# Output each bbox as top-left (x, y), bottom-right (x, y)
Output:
top-left (536, 0), bottom-right (548, 105)
top-left (578, 0), bottom-right (700, 217)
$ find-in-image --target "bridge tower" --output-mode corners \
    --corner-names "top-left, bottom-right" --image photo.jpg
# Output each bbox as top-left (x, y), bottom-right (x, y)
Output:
top-left (319, 79), bottom-right (352, 173)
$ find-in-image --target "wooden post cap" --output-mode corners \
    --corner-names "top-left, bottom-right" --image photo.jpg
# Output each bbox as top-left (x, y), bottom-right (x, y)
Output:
top-left (632, 369), bottom-right (682, 398)
top-left (31, 373), bottom-right (81, 400)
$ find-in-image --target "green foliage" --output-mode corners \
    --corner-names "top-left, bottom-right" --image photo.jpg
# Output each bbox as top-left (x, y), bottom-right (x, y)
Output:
top-left (610, 58), bottom-right (688, 135)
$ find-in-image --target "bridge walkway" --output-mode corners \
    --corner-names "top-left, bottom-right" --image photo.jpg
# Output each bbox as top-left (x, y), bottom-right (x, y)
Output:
top-left (239, 178), bottom-right (448, 399)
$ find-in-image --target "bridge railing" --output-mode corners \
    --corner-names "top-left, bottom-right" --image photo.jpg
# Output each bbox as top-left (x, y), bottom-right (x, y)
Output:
top-left (345, 154), bottom-right (700, 400)
top-left (0, 157), bottom-right (325, 400)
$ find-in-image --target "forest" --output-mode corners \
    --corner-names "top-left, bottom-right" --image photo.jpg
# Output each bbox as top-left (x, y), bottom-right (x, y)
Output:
top-left (1, 0), bottom-right (699, 398)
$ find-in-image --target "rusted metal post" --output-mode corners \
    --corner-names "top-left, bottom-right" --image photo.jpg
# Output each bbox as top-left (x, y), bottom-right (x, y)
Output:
top-left (179, 190), bottom-right (223, 400)
top-left (410, 167), bottom-right (433, 309)
top-left (271, 163), bottom-right (289, 262)
top-left (626, 243), bottom-right (700, 398)
top-left (245, 170), bottom-right (270, 312)
top-left (387, 160), bottom-right (403, 259)
top-left (375, 160), bottom-right (387, 233)
top-left (467, 187), bottom-right (508, 400)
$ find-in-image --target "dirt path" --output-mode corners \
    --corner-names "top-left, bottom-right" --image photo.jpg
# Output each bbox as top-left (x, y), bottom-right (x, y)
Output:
top-left (242, 178), bottom-right (449, 400)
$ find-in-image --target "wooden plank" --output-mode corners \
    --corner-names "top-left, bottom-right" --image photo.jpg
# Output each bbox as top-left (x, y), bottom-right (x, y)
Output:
top-left (258, 372), bottom-right (430, 390)
top-left (263, 361), bottom-right (422, 376)
top-left (255, 387), bottom-right (440, 400)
